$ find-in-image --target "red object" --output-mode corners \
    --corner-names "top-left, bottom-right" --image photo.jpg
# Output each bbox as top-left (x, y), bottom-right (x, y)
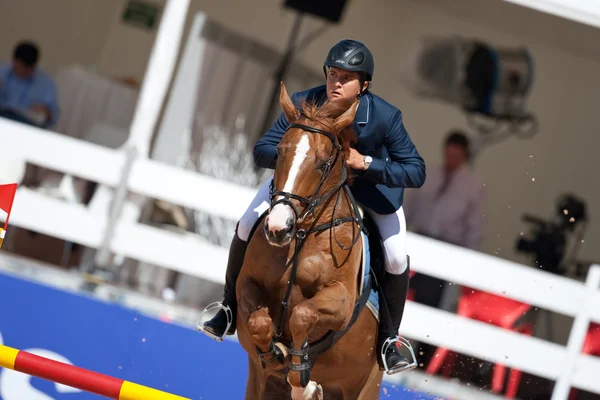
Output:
top-left (426, 288), bottom-right (533, 398)
top-left (582, 323), bottom-right (600, 355)
top-left (14, 350), bottom-right (124, 398)
top-left (0, 183), bottom-right (18, 229)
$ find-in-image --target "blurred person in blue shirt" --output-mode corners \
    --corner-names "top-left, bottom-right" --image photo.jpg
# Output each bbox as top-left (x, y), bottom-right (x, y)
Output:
top-left (0, 41), bottom-right (60, 128)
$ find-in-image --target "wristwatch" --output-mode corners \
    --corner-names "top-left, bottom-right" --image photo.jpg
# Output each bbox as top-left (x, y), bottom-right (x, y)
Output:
top-left (363, 155), bottom-right (372, 170)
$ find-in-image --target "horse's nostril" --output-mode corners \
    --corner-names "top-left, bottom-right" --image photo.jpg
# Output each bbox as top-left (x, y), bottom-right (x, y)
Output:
top-left (271, 224), bottom-right (294, 243)
top-left (285, 224), bottom-right (294, 235)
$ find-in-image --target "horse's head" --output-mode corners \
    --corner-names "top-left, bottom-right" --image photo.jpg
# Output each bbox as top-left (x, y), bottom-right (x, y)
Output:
top-left (264, 82), bottom-right (358, 247)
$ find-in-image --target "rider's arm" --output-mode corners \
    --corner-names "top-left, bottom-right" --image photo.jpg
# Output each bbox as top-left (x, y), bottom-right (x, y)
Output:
top-left (253, 94), bottom-right (297, 170)
top-left (360, 110), bottom-right (426, 188)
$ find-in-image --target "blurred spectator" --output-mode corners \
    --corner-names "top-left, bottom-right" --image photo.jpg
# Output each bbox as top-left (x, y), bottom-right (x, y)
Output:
top-left (405, 130), bottom-right (485, 253)
top-left (404, 130), bottom-right (486, 362)
top-left (0, 40), bottom-right (60, 128)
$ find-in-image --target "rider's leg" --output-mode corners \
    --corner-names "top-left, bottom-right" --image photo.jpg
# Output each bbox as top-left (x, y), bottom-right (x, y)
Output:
top-left (364, 206), bottom-right (413, 373)
top-left (200, 176), bottom-right (273, 340)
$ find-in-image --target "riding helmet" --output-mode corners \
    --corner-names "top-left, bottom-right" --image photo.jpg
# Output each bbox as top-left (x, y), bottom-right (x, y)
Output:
top-left (323, 39), bottom-right (375, 81)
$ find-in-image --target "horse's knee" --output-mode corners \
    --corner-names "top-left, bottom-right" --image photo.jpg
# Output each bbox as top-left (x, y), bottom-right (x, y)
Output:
top-left (247, 307), bottom-right (272, 343)
top-left (289, 304), bottom-right (318, 337)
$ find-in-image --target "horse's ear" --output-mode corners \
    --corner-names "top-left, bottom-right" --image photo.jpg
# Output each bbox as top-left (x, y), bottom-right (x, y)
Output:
top-left (333, 100), bottom-right (359, 133)
top-left (280, 81), bottom-right (299, 122)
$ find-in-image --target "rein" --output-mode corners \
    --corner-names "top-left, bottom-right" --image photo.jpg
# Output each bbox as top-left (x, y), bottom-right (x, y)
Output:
top-left (269, 122), bottom-right (364, 339)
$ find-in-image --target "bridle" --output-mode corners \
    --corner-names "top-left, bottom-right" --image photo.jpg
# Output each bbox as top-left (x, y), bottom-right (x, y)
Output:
top-left (267, 121), bottom-right (364, 339)
top-left (269, 123), bottom-right (345, 224)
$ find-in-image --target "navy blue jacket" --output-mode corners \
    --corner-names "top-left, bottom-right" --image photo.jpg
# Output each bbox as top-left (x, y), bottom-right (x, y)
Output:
top-left (254, 85), bottom-right (426, 214)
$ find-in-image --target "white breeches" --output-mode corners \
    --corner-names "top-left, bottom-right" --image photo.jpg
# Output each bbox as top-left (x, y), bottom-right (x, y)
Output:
top-left (237, 176), bottom-right (273, 242)
top-left (237, 176), bottom-right (409, 275)
top-left (362, 206), bottom-right (409, 275)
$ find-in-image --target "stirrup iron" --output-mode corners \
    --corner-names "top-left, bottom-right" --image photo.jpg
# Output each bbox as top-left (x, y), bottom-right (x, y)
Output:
top-left (196, 301), bottom-right (233, 342)
top-left (381, 336), bottom-right (418, 375)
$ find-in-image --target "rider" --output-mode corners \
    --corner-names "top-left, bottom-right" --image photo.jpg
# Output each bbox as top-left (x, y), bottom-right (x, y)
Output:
top-left (200, 39), bottom-right (426, 374)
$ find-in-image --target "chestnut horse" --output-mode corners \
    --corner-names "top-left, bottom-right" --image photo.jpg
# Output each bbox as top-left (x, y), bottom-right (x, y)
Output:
top-left (235, 82), bottom-right (383, 399)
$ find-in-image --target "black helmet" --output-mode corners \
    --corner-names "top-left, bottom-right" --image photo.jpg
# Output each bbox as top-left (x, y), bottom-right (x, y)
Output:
top-left (323, 39), bottom-right (375, 81)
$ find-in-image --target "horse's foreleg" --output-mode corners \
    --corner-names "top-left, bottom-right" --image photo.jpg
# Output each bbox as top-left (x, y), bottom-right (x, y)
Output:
top-left (239, 278), bottom-right (287, 371)
top-left (288, 282), bottom-right (353, 399)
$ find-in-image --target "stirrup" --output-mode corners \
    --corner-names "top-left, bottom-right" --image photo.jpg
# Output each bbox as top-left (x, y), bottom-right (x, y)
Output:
top-left (196, 302), bottom-right (233, 343)
top-left (381, 336), bottom-right (418, 375)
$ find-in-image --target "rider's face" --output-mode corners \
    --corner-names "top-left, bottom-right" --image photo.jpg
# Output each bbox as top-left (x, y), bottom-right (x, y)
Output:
top-left (444, 144), bottom-right (468, 172)
top-left (326, 67), bottom-right (366, 104)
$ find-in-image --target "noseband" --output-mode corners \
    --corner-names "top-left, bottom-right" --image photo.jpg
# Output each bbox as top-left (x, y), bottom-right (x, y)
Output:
top-left (269, 123), bottom-right (346, 223)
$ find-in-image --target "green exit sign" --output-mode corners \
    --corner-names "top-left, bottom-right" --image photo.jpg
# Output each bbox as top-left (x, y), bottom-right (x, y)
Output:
top-left (122, 0), bottom-right (162, 30)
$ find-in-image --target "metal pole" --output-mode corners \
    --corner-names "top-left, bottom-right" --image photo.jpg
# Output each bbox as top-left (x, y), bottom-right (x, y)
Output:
top-left (94, 145), bottom-right (138, 269)
top-left (255, 12), bottom-right (304, 144)
top-left (92, 0), bottom-right (190, 271)
top-left (125, 0), bottom-right (191, 155)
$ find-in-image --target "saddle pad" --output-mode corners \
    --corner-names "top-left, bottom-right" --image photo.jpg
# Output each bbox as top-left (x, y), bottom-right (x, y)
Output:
top-left (360, 231), bottom-right (380, 322)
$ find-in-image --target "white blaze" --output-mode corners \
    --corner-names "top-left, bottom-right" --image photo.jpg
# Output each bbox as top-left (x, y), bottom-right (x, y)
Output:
top-left (268, 134), bottom-right (310, 232)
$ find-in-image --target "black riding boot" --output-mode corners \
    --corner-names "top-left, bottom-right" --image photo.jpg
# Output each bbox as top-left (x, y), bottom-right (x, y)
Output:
top-left (200, 226), bottom-right (248, 340)
top-left (377, 258), bottom-right (413, 374)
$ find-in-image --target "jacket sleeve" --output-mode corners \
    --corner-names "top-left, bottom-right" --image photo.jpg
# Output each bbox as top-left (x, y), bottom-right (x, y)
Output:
top-left (360, 110), bottom-right (426, 188)
top-left (253, 93), bottom-right (297, 169)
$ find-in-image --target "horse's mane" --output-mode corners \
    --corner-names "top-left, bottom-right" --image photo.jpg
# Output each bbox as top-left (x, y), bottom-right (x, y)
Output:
top-left (297, 100), bottom-right (358, 183)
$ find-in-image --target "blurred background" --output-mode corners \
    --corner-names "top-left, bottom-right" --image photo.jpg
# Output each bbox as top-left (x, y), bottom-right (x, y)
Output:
top-left (0, 0), bottom-right (599, 399)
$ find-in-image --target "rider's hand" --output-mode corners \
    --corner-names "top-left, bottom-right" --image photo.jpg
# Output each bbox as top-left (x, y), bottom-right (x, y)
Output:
top-left (346, 148), bottom-right (366, 170)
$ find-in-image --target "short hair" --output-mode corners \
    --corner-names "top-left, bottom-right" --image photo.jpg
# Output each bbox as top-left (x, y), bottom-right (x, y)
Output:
top-left (13, 41), bottom-right (40, 67)
top-left (444, 130), bottom-right (470, 153)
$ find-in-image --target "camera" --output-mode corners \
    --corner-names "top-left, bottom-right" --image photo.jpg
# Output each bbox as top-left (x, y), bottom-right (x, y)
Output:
top-left (516, 194), bottom-right (588, 276)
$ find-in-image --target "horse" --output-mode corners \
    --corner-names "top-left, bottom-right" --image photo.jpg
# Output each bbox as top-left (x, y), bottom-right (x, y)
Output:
top-left (210, 82), bottom-right (391, 399)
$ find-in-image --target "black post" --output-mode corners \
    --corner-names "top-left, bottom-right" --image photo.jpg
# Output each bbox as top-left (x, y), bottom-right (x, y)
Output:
top-left (256, 12), bottom-right (304, 144)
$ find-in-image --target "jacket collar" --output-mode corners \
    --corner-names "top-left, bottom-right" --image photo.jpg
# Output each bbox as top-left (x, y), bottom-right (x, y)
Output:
top-left (355, 94), bottom-right (370, 125)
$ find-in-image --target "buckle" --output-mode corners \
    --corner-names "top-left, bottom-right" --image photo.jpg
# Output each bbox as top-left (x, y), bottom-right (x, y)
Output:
top-left (381, 336), bottom-right (418, 375)
top-left (196, 302), bottom-right (233, 343)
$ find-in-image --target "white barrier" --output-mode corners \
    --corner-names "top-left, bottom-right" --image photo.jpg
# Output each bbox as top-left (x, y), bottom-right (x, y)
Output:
top-left (503, 0), bottom-right (600, 30)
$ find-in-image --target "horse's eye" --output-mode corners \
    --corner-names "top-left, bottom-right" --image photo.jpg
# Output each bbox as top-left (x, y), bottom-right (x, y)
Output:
top-left (316, 159), bottom-right (329, 173)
